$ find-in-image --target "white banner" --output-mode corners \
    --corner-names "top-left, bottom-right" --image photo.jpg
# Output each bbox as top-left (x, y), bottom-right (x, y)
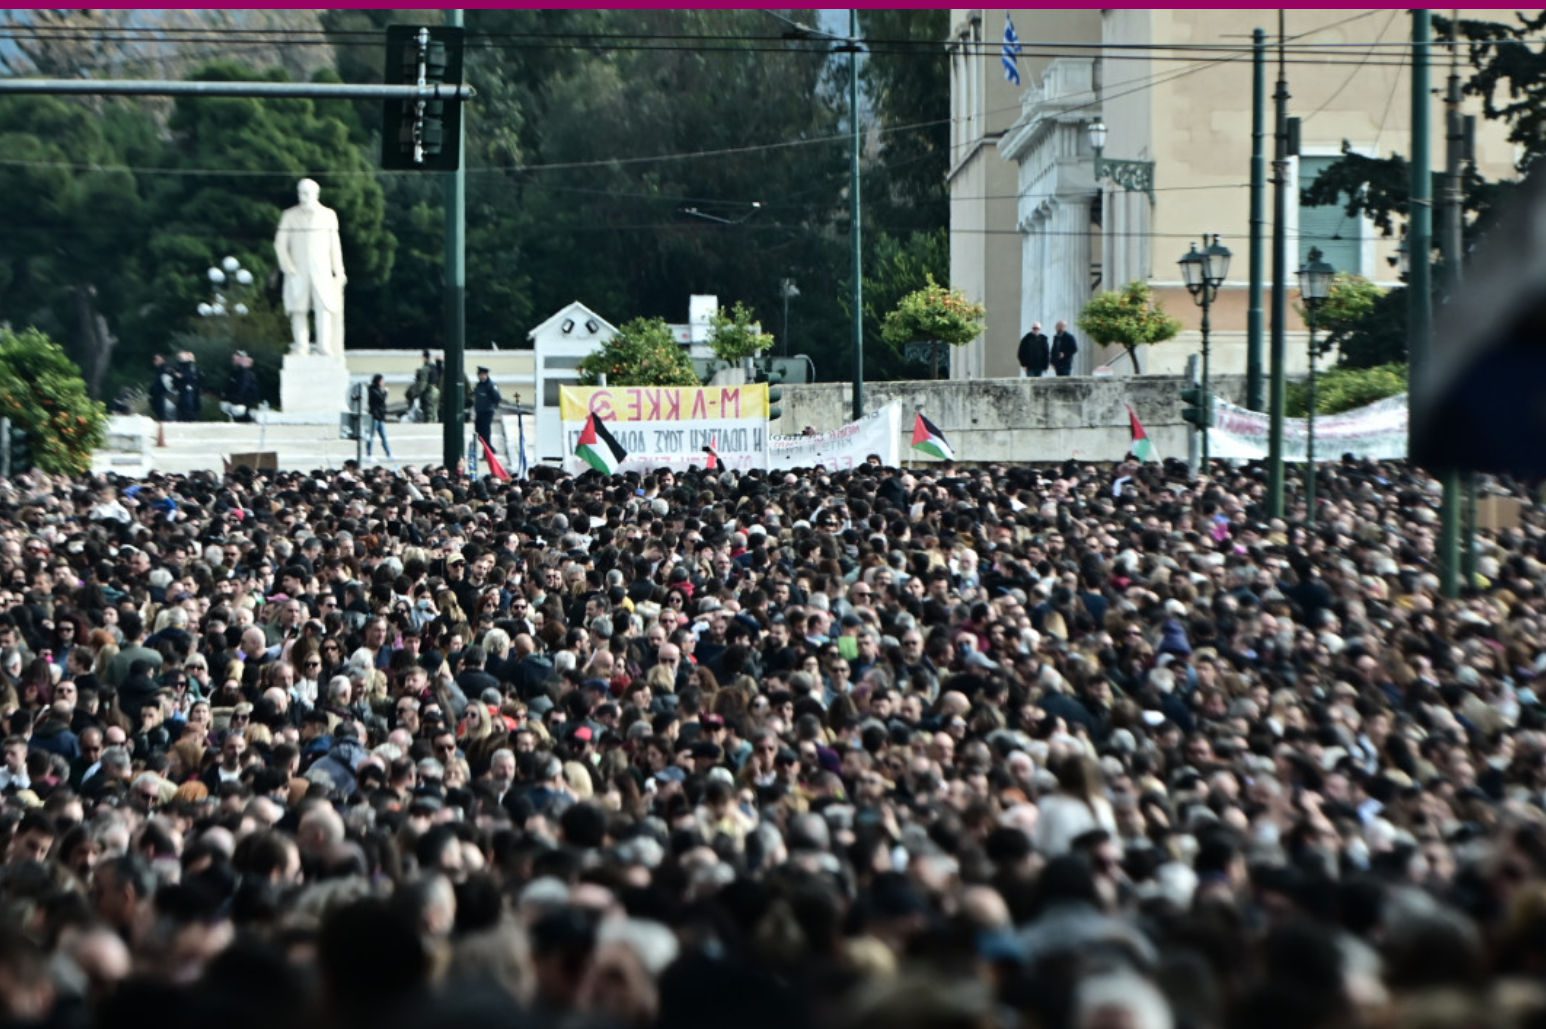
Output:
top-left (1209, 393), bottom-right (1408, 461)
top-left (769, 403), bottom-right (901, 470)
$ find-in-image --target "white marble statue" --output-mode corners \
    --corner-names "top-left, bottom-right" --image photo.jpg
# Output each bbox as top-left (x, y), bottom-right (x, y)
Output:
top-left (274, 178), bottom-right (347, 358)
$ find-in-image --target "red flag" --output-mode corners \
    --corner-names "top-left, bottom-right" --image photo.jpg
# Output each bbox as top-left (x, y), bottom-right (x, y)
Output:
top-left (478, 435), bottom-right (511, 481)
top-left (703, 433), bottom-right (720, 471)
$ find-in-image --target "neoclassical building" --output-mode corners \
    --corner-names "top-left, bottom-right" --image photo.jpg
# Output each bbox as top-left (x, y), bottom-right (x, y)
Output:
top-left (948, 9), bottom-right (1522, 381)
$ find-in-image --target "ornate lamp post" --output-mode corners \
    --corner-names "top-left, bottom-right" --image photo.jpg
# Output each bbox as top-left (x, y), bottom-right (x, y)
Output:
top-left (198, 255), bottom-right (254, 318)
top-left (1297, 246), bottom-right (1335, 523)
top-left (1178, 234), bottom-right (1232, 468)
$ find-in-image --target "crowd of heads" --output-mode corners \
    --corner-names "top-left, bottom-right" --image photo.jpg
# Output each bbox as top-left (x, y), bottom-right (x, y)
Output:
top-left (0, 453), bottom-right (1542, 1029)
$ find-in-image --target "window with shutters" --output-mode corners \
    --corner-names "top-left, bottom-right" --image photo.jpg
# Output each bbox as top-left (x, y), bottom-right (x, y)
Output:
top-left (1297, 154), bottom-right (1364, 275)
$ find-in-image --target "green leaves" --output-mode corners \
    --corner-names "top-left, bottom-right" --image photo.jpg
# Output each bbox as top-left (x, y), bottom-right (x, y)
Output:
top-left (707, 302), bottom-right (774, 363)
top-left (1287, 362), bottom-right (1407, 417)
top-left (578, 317), bottom-right (700, 387)
top-left (1078, 281), bottom-right (1181, 370)
top-left (0, 327), bottom-right (107, 474)
top-left (879, 275), bottom-right (984, 348)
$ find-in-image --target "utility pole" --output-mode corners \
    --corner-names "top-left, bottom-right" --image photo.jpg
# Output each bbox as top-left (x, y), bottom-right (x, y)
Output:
top-left (848, 8), bottom-right (864, 421)
top-left (441, 9), bottom-right (467, 469)
top-left (1247, 27), bottom-right (1267, 411)
top-left (1267, 12), bottom-right (1290, 518)
top-left (1409, 12), bottom-right (1444, 596)
top-left (1442, 12), bottom-right (1469, 594)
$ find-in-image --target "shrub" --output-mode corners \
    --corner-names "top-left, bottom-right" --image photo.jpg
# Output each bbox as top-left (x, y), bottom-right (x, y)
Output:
top-left (880, 275), bottom-right (984, 349)
top-left (577, 317), bottom-right (700, 387)
top-left (1286, 362), bottom-right (1406, 416)
top-left (1078, 281), bottom-right (1181, 372)
top-left (707, 302), bottom-right (775, 363)
top-left (0, 326), bottom-right (108, 474)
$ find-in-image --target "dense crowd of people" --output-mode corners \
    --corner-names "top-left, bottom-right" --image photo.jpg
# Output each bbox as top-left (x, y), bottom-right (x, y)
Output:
top-left (0, 452), bottom-right (1540, 1029)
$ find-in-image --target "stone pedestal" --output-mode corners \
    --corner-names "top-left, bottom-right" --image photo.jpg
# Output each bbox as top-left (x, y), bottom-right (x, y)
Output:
top-left (280, 353), bottom-right (351, 418)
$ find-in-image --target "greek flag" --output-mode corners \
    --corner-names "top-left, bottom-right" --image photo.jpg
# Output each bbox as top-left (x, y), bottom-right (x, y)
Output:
top-left (1002, 14), bottom-right (1023, 86)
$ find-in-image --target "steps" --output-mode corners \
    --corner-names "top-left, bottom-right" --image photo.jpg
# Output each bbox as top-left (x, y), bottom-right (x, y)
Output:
top-left (92, 414), bottom-right (532, 477)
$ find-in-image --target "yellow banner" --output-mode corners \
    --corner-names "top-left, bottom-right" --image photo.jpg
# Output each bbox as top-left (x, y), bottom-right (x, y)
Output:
top-left (559, 384), bottom-right (769, 423)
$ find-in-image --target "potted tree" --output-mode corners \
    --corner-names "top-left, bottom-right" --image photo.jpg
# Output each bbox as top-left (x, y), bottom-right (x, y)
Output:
top-left (1077, 281), bottom-right (1181, 374)
top-left (577, 317), bottom-right (701, 387)
top-left (707, 302), bottom-right (775, 383)
top-left (881, 276), bottom-right (985, 379)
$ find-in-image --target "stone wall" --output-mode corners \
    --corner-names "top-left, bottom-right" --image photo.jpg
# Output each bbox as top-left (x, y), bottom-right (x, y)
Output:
top-left (772, 374), bottom-right (1251, 464)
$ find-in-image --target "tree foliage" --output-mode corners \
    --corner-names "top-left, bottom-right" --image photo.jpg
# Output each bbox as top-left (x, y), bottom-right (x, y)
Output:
top-left (1077, 282), bottom-right (1182, 372)
top-left (0, 327), bottom-right (107, 474)
top-left (708, 302), bottom-right (775, 363)
top-left (880, 276), bottom-right (985, 348)
top-left (1287, 362), bottom-right (1407, 417)
top-left (578, 318), bottom-right (700, 387)
top-left (0, 9), bottom-right (950, 398)
top-left (1300, 273), bottom-right (1383, 357)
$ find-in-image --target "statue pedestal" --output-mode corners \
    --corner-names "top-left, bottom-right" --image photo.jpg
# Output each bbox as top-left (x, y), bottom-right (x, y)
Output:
top-left (280, 353), bottom-right (350, 418)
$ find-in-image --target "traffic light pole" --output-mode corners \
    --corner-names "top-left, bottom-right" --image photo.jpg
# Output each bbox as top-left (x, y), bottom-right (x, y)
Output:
top-left (848, 8), bottom-right (864, 422)
top-left (0, 79), bottom-right (472, 100)
top-left (1409, 12), bottom-right (1446, 596)
top-left (441, 9), bottom-right (468, 470)
top-left (1443, 17), bottom-right (1469, 594)
top-left (1247, 27), bottom-right (1267, 412)
top-left (1267, 13), bottom-right (1291, 519)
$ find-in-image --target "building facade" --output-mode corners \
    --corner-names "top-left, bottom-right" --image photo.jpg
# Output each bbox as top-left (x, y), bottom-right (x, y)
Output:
top-left (950, 9), bottom-right (1522, 380)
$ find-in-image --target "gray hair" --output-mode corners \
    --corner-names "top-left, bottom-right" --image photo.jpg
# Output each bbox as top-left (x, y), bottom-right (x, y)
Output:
top-left (596, 917), bottom-right (679, 977)
top-left (1074, 971), bottom-right (1173, 1029)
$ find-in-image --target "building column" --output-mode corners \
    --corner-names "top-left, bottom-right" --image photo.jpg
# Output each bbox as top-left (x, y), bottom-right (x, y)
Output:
top-left (1050, 196), bottom-right (1092, 373)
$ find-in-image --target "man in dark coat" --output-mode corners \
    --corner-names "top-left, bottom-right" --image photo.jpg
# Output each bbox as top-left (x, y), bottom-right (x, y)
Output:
top-left (1017, 322), bottom-right (1050, 377)
top-left (471, 366), bottom-right (502, 475)
top-left (1051, 320), bottom-right (1079, 377)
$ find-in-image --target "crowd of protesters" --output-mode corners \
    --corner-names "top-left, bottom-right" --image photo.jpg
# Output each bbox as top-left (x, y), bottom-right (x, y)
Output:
top-left (0, 452), bottom-right (1540, 1029)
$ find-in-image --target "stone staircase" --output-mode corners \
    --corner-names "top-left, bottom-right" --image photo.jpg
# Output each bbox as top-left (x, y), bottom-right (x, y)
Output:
top-left (92, 413), bottom-right (531, 477)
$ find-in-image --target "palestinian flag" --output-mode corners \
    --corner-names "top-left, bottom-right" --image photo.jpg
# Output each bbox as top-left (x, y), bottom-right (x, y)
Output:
top-left (1126, 404), bottom-right (1154, 461)
top-left (911, 412), bottom-right (954, 461)
top-left (576, 413), bottom-right (627, 474)
top-left (703, 434), bottom-right (721, 471)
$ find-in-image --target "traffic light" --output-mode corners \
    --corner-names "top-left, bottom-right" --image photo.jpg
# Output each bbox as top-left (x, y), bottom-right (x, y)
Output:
top-left (1180, 386), bottom-right (1213, 429)
top-left (4, 421), bottom-right (30, 477)
top-left (382, 25), bottom-right (465, 172)
top-left (767, 370), bottom-right (785, 422)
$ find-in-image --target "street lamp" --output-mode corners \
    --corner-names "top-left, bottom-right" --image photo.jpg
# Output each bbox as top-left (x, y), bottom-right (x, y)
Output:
top-left (200, 256), bottom-right (253, 319)
top-left (779, 277), bottom-right (800, 357)
top-left (1086, 117), bottom-right (1155, 199)
top-left (1297, 246), bottom-right (1335, 524)
top-left (1179, 233), bottom-right (1231, 469)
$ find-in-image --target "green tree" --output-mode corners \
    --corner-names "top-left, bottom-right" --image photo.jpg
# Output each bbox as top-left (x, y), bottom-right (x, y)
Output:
top-left (1077, 282), bottom-right (1182, 373)
top-left (0, 327), bottom-right (107, 474)
top-left (708, 302), bottom-right (775, 363)
top-left (0, 96), bottom-right (156, 399)
top-left (578, 318), bottom-right (700, 387)
top-left (1298, 273), bottom-right (1383, 360)
top-left (861, 229), bottom-right (949, 379)
top-left (1287, 362), bottom-right (1407, 416)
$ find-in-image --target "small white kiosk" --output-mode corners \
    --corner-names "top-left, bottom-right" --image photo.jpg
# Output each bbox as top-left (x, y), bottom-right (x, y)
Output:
top-left (529, 296), bottom-right (725, 463)
top-left (529, 301), bottom-right (618, 463)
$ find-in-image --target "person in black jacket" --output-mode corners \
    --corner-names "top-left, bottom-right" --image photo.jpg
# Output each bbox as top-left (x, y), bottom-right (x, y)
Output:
top-left (174, 351), bottom-right (202, 421)
top-left (149, 354), bottom-right (175, 422)
top-left (366, 373), bottom-right (393, 460)
top-left (1018, 322), bottom-right (1050, 377)
top-left (1051, 320), bottom-right (1079, 377)
top-left (470, 366), bottom-right (502, 475)
top-left (220, 351), bottom-right (261, 422)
